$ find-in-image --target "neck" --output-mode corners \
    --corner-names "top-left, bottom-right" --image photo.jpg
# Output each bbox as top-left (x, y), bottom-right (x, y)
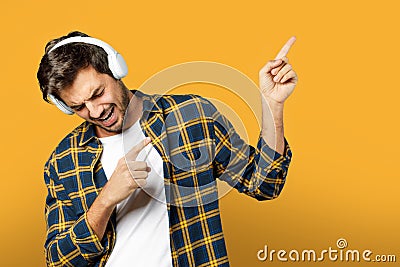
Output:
top-left (122, 91), bottom-right (143, 130)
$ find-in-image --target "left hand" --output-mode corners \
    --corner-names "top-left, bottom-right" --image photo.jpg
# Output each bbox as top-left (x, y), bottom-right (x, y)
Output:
top-left (259, 36), bottom-right (298, 104)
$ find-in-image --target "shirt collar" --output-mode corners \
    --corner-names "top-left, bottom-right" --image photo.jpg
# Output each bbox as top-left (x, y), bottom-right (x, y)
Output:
top-left (78, 89), bottom-right (162, 146)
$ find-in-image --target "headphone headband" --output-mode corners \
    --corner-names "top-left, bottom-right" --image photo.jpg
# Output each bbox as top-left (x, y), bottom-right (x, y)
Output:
top-left (47, 36), bottom-right (128, 115)
top-left (49, 36), bottom-right (116, 56)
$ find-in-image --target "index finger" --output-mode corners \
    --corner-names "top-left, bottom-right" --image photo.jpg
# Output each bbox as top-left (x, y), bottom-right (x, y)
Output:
top-left (275, 36), bottom-right (296, 60)
top-left (126, 137), bottom-right (152, 161)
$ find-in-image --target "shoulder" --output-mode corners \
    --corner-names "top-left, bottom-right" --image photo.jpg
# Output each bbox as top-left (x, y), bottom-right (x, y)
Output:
top-left (155, 93), bottom-right (219, 116)
top-left (137, 89), bottom-right (219, 116)
top-left (44, 121), bottom-right (89, 169)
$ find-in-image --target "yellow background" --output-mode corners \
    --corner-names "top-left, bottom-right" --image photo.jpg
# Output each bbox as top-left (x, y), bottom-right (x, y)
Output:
top-left (1, 0), bottom-right (399, 266)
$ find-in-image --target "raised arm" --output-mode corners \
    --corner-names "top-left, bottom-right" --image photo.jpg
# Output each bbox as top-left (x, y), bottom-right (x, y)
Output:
top-left (259, 36), bottom-right (298, 154)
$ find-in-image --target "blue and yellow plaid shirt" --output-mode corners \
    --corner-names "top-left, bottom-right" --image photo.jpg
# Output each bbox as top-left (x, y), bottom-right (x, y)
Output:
top-left (44, 90), bottom-right (292, 266)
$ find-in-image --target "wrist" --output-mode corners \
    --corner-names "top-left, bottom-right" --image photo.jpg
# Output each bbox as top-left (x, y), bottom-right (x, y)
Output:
top-left (261, 97), bottom-right (284, 125)
top-left (97, 187), bottom-right (117, 210)
top-left (262, 96), bottom-right (284, 111)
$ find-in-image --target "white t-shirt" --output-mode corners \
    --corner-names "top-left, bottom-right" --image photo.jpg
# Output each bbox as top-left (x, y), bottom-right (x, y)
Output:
top-left (99, 120), bottom-right (172, 267)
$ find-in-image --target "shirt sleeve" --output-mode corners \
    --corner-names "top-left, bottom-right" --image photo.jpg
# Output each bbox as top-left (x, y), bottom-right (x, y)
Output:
top-left (209, 99), bottom-right (292, 201)
top-left (44, 157), bottom-right (108, 266)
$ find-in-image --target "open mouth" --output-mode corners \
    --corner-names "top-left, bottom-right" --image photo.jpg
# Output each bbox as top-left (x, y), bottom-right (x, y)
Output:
top-left (98, 106), bottom-right (117, 127)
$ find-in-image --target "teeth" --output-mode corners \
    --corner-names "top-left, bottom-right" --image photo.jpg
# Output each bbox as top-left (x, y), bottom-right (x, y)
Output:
top-left (100, 107), bottom-right (113, 121)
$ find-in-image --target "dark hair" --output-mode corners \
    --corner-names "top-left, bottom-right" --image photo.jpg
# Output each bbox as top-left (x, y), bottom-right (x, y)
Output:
top-left (37, 31), bottom-right (114, 103)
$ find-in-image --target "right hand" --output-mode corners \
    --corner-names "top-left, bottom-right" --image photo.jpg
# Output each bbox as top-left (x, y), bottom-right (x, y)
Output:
top-left (100, 137), bottom-right (152, 207)
top-left (259, 36), bottom-right (298, 105)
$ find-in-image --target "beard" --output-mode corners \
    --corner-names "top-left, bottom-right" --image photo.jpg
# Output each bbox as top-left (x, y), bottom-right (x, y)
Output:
top-left (92, 87), bottom-right (131, 134)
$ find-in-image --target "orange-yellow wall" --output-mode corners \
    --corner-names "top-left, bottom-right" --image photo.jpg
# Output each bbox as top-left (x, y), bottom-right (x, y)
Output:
top-left (1, 1), bottom-right (399, 266)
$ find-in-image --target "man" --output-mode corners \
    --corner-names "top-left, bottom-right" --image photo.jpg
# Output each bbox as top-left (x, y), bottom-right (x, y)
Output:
top-left (37, 31), bottom-right (296, 267)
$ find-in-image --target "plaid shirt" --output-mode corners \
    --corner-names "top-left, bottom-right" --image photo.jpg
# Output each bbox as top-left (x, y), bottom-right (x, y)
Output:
top-left (44, 90), bottom-right (292, 267)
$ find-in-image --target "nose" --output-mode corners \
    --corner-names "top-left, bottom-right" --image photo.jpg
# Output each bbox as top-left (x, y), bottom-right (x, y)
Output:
top-left (85, 101), bottom-right (104, 119)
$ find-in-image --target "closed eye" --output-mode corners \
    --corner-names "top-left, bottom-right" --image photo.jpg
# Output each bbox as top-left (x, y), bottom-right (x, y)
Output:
top-left (73, 104), bottom-right (85, 111)
top-left (93, 89), bottom-right (104, 99)
top-left (70, 88), bottom-right (105, 111)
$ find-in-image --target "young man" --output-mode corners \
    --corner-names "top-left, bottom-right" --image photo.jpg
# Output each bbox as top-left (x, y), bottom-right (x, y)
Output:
top-left (37, 31), bottom-right (296, 267)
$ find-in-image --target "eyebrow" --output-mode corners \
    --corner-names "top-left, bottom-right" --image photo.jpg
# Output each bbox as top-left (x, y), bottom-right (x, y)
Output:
top-left (69, 87), bottom-right (103, 109)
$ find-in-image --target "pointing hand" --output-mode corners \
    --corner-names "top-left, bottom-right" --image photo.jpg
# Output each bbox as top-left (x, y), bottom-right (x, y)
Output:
top-left (259, 36), bottom-right (298, 104)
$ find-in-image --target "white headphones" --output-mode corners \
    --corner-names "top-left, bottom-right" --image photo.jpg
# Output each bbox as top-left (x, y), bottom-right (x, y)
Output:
top-left (47, 36), bottom-right (128, 115)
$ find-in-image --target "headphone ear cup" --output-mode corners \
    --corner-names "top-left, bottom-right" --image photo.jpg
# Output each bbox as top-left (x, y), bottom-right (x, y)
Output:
top-left (48, 94), bottom-right (75, 115)
top-left (115, 53), bottom-right (128, 78)
top-left (108, 53), bottom-right (128, 79)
